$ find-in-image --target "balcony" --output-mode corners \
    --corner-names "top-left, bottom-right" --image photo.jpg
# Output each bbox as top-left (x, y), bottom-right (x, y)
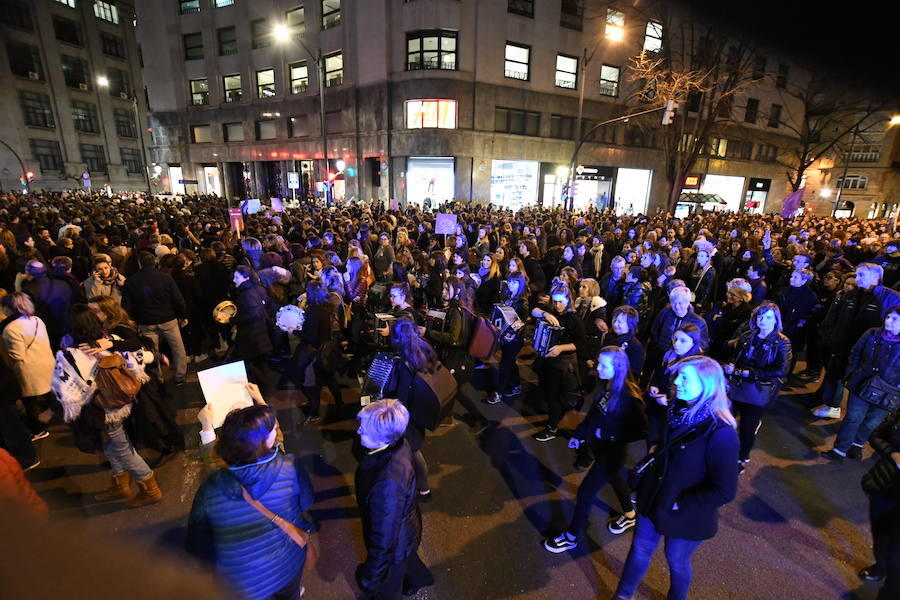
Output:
top-left (325, 74), bottom-right (343, 88)
top-left (408, 60), bottom-right (456, 71)
top-left (555, 78), bottom-right (576, 89)
top-left (504, 69), bottom-right (528, 81)
top-left (292, 82), bottom-right (309, 94)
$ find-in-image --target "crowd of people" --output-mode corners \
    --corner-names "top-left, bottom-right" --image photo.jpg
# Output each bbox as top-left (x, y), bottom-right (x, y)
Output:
top-left (0, 188), bottom-right (899, 600)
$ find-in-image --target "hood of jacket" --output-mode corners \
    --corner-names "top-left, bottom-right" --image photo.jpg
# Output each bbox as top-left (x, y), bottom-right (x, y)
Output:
top-left (218, 450), bottom-right (286, 500)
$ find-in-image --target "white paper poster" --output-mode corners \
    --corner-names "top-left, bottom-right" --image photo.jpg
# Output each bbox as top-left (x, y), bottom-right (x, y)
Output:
top-left (197, 361), bottom-right (254, 428)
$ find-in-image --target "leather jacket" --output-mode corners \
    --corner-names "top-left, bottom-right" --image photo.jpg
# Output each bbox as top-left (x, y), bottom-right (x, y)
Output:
top-left (731, 330), bottom-right (792, 386)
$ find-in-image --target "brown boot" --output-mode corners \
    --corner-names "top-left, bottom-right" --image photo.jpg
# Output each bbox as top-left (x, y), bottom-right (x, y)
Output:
top-left (95, 472), bottom-right (133, 502)
top-left (125, 472), bottom-right (163, 508)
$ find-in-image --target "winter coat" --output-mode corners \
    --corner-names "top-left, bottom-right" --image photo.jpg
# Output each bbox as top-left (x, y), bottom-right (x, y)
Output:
top-left (869, 407), bottom-right (900, 502)
top-left (650, 307), bottom-right (709, 353)
top-left (705, 301), bottom-right (752, 359)
top-left (622, 281), bottom-right (652, 326)
top-left (574, 385), bottom-right (646, 445)
top-left (822, 285), bottom-right (900, 357)
top-left (186, 452), bottom-right (314, 600)
top-left (22, 274), bottom-right (74, 343)
top-left (634, 416), bottom-right (739, 540)
top-left (0, 448), bottom-right (47, 520)
top-left (233, 280), bottom-right (274, 359)
top-left (689, 265), bottom-right (716, 312)
top-left (598, 272), bottom-right (624, 309)
top-left (476, 274), bottom-right (501, 315)
top-left (122, 266), bottom-right (188, 325)
top-left (2, 316), bottom-right (54, 396)
top-left (355, 439), bottom-right (423, 592)
top-left (83, 273), bottom-right (124, 304)
top-left (605, 331), bottom-right (646, 377)
top-left (427, 303), bottom-right (471, 377)
top-left (730, 330), bottom-right (793, 387)
top-left (846, 328), bottom-right (900, 388)
top-left (523, 256), bottom-right (546, 294)
top-left (775, 284), bottom-right (818, 339)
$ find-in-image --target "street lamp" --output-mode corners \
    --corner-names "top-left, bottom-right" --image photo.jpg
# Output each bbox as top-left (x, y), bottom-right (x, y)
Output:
top-left (272, 24), bottom-right (290, 43)
top-left (96, 76), bottom-right (153, 197)
top-left (891, 115), bottom-right (900, 126)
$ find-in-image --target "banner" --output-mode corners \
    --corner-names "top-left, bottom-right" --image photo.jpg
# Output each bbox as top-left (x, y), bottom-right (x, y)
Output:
top-left (780, 188), bottom-right (804, 218)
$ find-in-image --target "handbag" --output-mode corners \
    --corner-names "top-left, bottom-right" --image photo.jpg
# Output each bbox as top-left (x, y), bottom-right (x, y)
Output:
top-left (861, 456), bottom-right (900, 501)
top-left (237, 482), bottom-right (315, 560)
top-left (858, 374), bottom-right (900, 410)
top-left (727, 375), bottom-right (776, 407)
top-left (628, 422), bottom-right (715, 490)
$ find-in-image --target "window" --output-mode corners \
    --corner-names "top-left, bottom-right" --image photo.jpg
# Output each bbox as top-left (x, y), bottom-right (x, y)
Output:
top-left (686, 91), bottom-right (701, 113)
top-left (285, 6), bottom-right (305, 37)
top-left (256, 119), bottom-right (277, 140)
top-left (324, 52), bottom-right (343, 87)
top-left (559, 0), bottom-right (582, 30)
top-left (755, 143), bottom-right (777, 162)
top-left (223, 122), bottom-right (244, 141)
top-left (80, 143), bottom-right (107, 173)
top-left (215, 0), bottom-right (234, 6)
top-left (704, 137), bottom-right (727, 157)
top-left (121, 148), bottom-right (143, 173)
top-left (643, 21), bottom-right (663, 52)
top-left (101, 33), bottom-right (126, 59)
top-left (72, 101), bottom-right (100, 133)
top-left (288, 115), bottom-right (308, 137)
top-left (776, 64), bottom-right (789, 88)
top-left (179, 0), bottom-right (200, 14)
top-left (599, 65), bottom-right (620, 97)
top-left (494, 107), bottom-right (539, 136)
top-left (2, 0), bottom-right (32, 30)
top-left (53, 0), bottom-right (77, 7)
top-left (321, 0), bottom-right (340, 29)
top-left (289, 62), bottom-right (308, 93)
top-left (94, 1), bottom-right (118, 23)
top-left (726, 139), bottom-right (753, 160)
top-left (114, 108), bottom-right (136, 137)
top-left (223, 74), bottom-right (241, 102)
top-left (251, 19), bottom-right (270, 49)
top-left (218, 26), bottom-right (237, 55)
top-left (183, 33), bottom-right (203, 60)
top-left (20, 92), bottom-right (54, 128)
top-left (406, 30), bottom-right (457, 71)
top-left (191, 124), bottom-right (212, 143)
top-left (752, 56), bottom-right (766, 80)
top-left (405, 100), bottom-right (457, 129)
top-left (837, 175), bottom-right (868, 190)
top-left (717, 96), bottom-right (731, 118)
top-left (605, 8), bottom-right (625, 41)
top-left (550, 114), bottom-right (576, 139)
top-left (767, 104), bottom-right (781, 128)
top-left (30, 139), bottom-right (63, 172)
top-left (555, 54), bottom-right (577, 89)
top-left (744, 98), bottom-right (759, 124)
top-left (256, 68), bottom-right (275, 98)
top-left (53, 15), bottom-right (82, 46)
top-left (504, 43), bottom-right (530, 80)
top-left (61, 55), bottom-right (90, 89)
top-left (508, 0), bottom-right (533, 18)
top-left (190, 78), bottom-right (209, 105)
top-left (107, 68), bottom-right (130, 97)
top-left (6, 41), bottom-right (42, 79)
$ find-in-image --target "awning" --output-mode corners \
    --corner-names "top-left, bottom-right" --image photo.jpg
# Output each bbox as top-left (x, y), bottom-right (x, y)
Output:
top-left (678, 192), bottom-right (727, 204)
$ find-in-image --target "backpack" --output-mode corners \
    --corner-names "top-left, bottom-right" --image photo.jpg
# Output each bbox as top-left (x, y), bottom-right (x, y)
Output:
top-left (92, 353), bottom-right (142, 409)
top-left (412, 363), bottom-right (458, 431)
top-left (466, 309), bottom-right (501, 362)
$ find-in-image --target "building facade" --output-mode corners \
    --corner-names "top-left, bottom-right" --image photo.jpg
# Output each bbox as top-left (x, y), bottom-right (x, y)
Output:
top-left (137, 0), bottom-right (862, 215)
top-left (0, 0), bottom-right (151, 192)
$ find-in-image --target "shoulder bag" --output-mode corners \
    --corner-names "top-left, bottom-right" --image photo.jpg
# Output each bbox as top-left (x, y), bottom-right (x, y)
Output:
top-left (861, 457), bottom-right (900, 502)
top-left (237, 481), bottom-right (316, 565)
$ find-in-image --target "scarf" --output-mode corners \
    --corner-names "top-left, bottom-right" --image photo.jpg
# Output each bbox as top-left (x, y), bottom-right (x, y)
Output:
top-left (882, 329), bottom-right (900, 343)
top-left (668, 398), bottom-right (713, 428)
top-left (98, 266), bottom-right (121, 285)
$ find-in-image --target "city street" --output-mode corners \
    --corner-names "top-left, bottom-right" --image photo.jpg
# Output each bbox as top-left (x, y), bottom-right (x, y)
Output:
top-left (27, 359), bottom-right (882, 600)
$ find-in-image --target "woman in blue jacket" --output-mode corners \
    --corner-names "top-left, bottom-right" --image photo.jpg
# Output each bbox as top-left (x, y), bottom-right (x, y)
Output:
top-left (613, 356), bottom-right (738, 600)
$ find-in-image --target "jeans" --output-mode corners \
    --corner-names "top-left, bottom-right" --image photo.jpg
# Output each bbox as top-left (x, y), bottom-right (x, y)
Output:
top-left (0, 403), bottom-right (37, 468)
top-left (104, 421), bottom-right (152, 481)
top-left (615, 515), bottom-right (703, 600)
top-left (833, 393), bottom-right (890, 453)
top-left (139, 319), bottom-right (188, 382)
top-left (732, 401), bottom-right (766, 462)
top-left (569, 441), bottom-right (632, 536)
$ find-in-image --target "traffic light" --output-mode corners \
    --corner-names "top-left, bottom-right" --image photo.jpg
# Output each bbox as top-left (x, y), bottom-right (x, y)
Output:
top-left (661, 99), bottom-right (678, 125)
top-left (326, 171), bottom-right (336, 182)
top-left (20, 171), bottom-right (35, 186)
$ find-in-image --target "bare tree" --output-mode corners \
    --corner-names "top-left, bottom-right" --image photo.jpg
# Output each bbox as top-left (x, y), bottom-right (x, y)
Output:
top-left (626, 6), bottom-right (765, 212)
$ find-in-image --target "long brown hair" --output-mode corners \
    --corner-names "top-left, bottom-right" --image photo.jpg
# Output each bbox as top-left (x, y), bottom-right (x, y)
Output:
top-left (88, 295), bottom-right (137, 331)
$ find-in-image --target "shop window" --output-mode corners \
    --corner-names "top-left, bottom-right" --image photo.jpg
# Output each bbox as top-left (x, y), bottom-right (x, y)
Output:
top-left (405, 100), bottom-right (457, 129)
top-left (504, 43), bottom-right (530, 80)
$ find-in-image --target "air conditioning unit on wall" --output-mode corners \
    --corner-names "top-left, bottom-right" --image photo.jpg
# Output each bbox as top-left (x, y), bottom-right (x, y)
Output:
top-left (78, 83), bottom-right (89, 91)
top-left (27, 71), bottom-right (39, 80)
top-left (119, 92), bottom-right (129, 100)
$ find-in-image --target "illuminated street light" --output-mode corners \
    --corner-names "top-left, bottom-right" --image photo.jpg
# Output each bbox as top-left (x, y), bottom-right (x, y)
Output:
top-left (605, 25), bottom-right (624, 42)
top-left (97, 75), bottom-right (109, 87)
top-left (891, 115), bottom-right (900, 126)
top-left (555, 166), bottom-right (569, 178)
top-left (336, 159), bottom-right (346, 172)
top-left (272, 23), bottom-right (290, 43)
top-left (819, 188), bottom-right (832, 198)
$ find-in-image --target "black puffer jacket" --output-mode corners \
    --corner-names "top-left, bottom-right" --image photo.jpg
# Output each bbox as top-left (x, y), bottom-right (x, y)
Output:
top-left (868, 406), bottom-right (900, 503)
top-left (355, 439), bottom-right (422, 591)
top-left (847, 328), bottom-right (900, 388)
top-left (775, 284), bottom-right (818, 339)
top-left (822, 285), bottom-right (900, 356)
top-left (233, 280), bottom-right (274, 358)
top-left (731, 330), bottom-right (792, 386)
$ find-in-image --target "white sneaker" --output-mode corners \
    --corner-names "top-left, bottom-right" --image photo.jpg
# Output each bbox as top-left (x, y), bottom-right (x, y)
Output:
top-left (812, 406), bottom-right (841, 419)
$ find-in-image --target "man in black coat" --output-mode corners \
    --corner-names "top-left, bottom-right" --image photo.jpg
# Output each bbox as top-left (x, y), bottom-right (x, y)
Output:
top-left (21, 260), bottom-right (73, 349)
top-left (122, 251), bottom-right (189, 385)
top-left (642, 285), bottom-right (709, 386)
top-left (355, 399), bottom-right (433, 599)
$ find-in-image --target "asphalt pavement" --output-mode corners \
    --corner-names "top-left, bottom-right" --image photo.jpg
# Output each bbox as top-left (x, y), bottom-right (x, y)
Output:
top-left (24, 358), bottom-right (884, 600)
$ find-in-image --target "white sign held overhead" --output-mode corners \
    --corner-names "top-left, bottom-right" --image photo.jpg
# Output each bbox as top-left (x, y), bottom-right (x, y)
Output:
top-left (287, 172), bottom-right (300, 189)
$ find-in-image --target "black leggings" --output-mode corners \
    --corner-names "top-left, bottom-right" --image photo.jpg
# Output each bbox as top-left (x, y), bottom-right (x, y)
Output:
top-left (538, 363), bottom-right (567, 430)
top-left (569, 441), bottom-right (633, 535)
top-left (493, 338), bottom-right (524, 394)
top-left (732, 401), bottom-right (766, 461)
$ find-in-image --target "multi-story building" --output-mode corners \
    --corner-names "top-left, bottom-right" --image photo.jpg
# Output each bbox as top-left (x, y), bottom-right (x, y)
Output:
top-left (0, 0), bottom-right (151, 192)
top-left (136, 0), bottom-right (882, 215)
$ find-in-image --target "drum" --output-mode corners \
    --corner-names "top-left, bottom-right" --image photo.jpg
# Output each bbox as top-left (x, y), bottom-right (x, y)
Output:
top-left (275, 304), bottom-right (305, 333)
top-left (533, 320), bottom-right (564, 357)
top-left (212, 300), bottom-right (237, 324)
top-left (491, 304), bottom-right (525, 343)
top-left (424, 310), bottom-right (447, 332)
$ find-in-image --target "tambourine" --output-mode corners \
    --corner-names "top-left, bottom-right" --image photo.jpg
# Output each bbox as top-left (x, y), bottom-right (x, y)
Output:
top-left (275, 304), bottom-right (305, 333)
top-left (213, 300), bottom-right (237, 324)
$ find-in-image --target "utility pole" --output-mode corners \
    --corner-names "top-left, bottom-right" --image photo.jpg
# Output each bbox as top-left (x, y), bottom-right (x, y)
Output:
top-left (832, 124), bottom-right (859, 216)
top-left (0, 140), bottom-right (29, 194)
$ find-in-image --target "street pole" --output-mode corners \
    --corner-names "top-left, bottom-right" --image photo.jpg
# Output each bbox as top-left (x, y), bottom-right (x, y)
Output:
top-left (832, 124), bottom-right (858, 216)
top-left (316, 49), bottom-right (329, 197)
top-left (132, 95), bottom-right (153, 197)
top-left (0, 139), bottom-right (29, 194)
top-left (567, 47), bottom-right (589, 211)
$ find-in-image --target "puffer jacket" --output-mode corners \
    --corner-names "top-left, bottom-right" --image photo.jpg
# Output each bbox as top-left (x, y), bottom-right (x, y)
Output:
top-left (775, 284), bottom-right (818, 339)
top-left (233, 280), bottom-right (274, 358)
top-left (847, 328), bottom-right (900, 388)
top-left (822, 285), bottom-right (900, 356)
top-left (186, 452), bottom-right (314, 600)
top-left (731, 330), bottom-right (792, 386)
top-left (355, 439), bottom-right (422, 591)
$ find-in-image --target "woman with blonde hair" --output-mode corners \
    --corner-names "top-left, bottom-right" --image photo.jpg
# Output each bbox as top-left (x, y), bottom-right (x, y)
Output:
top-left (1, 292), bottom-right (55, 441)
top-left (612, 356), bottom-right (738, 600)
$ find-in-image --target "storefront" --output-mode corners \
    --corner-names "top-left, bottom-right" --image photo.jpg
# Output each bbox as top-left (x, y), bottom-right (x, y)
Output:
top-left (572, 166), bottom-right (614, 211)
top-left (698, 174), bottom-right (745, 212)
top-left (491, 159), bottom-right (539, 210)
top-left (744, 178), bottom-right (770, 214)
top-left (203, 166), bottom-right (222, 197)
top-left (407, 156), bottom-right (455, 208)
top-left (614, 168), bottom-right (652, 215)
